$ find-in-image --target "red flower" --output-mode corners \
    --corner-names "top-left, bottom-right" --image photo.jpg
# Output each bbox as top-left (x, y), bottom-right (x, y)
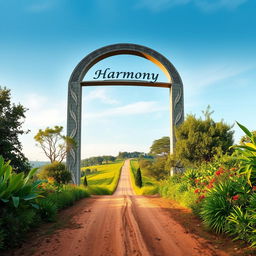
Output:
top-left (252, 186), bottom-right (256, 191)
top-left (215, 170), bottom-right (221, 176)
top-left (194, 188), bottom-right (200, 193)
top-left (232, 195), bottom-right (239, 201)
top-left (199, 194), bottom-right (205, 200)
top-left (210, 178), bottom-right (216, 183)
top-left (207, 184), bottom-right (214, 189)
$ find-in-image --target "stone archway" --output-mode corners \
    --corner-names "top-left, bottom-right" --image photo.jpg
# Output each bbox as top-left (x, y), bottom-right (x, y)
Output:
top-left (67, 43), bottom-right (184, 184)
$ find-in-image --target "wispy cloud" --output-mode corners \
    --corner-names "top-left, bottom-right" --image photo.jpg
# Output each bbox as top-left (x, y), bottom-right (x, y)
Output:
top-left (26, 0), bottom-right (57, 13)
top-left (85, 101), bottom-right (167, 119)
top-left (137, 0), bottom-right (248, 12)
top-left (183, 63), bottom-right (252, 97)
top-left (83, 88), bottom-right (119, 105)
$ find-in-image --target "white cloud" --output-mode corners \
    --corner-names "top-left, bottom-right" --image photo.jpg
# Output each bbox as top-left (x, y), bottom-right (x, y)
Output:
top-left (83, 88), bottom-right (119, 105)
top-left (84, 101), bottom-right (167, 119)
top-left (137, 0), bottom-right (248, 12)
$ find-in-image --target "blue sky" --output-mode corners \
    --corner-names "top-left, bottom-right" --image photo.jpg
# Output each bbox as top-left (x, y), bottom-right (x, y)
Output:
top-left (0, 0), bottom-right (255, 161)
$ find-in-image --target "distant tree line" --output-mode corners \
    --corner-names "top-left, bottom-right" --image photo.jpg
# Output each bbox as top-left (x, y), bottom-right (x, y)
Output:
top-left (117, 151), bottom-right (153, 159)
top-left (81, 152), bottom-right (153, 167)
top-left (81, 155), bottom-right (116, 167)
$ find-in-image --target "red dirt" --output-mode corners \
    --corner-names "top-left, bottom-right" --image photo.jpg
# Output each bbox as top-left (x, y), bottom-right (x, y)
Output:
top-left (9, 160), bottom-right (233, 256)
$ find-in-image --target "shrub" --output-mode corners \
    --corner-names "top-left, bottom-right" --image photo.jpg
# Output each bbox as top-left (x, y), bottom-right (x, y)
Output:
top-left (38, 162), bottom-right (71, 184)
top-left (200, 177), bottom-right (250, 234)
top-left (83, 175), bottom-right (88, 186)
top-left (135, 168), bottom-right (142, 187)
top-left (225, 206), bottom-right (252, 242)
top-left (37, 198), bottom-right (58, 222)
top-left (0, 207), bottom-right (38, 248)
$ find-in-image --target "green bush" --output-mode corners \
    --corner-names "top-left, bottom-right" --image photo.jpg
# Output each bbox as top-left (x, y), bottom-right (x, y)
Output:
top-left (200, 177), bottom-right (250, 234)
top-left (0, 155), bottom-right (89, 250)
top-left (0, 207), bottom-right (38, 248)
top-left (37, 198), bottom-right (58, 222)
top-left (225, 206), bottom-right (252, 242)
top-left (135, 168), bottom-right (142, 187)
top-left (38, 162), bottom-right (71, 184)
top-left (46, 185), bottom-right (90, 210)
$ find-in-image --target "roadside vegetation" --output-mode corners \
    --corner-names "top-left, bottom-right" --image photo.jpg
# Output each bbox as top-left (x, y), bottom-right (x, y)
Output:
top-left (0, 156), bottom-right (89, 250)
top-left (81, 162), bottom-right (124, 195)
top-left (130, 160), bottom-right (159, 195)
top-left (143, 106), bottom-right (256, 248)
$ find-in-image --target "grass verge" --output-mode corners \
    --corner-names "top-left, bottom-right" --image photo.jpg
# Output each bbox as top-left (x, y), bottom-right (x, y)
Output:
top-left (130, 159), bottom-right (159, 195)
top-left (82, 162), bottom-right (124, 195)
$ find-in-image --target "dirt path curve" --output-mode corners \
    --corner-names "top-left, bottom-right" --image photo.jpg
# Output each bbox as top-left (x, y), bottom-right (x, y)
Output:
top-left (13, 160), bottom-right (228, 256)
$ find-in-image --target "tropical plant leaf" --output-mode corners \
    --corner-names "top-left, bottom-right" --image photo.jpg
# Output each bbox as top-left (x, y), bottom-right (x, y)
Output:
top-left (30, 203), bottom-right (40, 209)
top-left (12, 196), bottom-right (20, 208)
top-left (22, 194), bottom-right (39, 200)
top-left (24, 168), bottom-right (38, 185)
top-left (237, 121), bottom-right (252, 139)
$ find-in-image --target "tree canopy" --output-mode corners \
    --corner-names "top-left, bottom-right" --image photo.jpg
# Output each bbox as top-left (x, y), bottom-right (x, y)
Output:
top-left (34, 126), bottom-right (74, 163)
top-left (0, 86), bottom-right (30, 173)
top-left (150, 136), bottom-right (170, 156)
top-left (173, 107), bottom-right (234, 167)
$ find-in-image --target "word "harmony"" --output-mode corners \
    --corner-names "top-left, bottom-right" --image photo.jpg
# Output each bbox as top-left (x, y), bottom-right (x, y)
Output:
top-left (93, 68), bottom-right (159, 82)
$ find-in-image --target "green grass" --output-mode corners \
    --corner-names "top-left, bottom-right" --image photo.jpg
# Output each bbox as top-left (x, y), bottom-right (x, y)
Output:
top-left (130, 160), bottom-right (159, 195)
top-left (81, 162), bottom-right (124, 195)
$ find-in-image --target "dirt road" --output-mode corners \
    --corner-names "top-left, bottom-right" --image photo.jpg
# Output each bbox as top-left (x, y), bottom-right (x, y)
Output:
top-left (13, 160), bottom-right (228, 256)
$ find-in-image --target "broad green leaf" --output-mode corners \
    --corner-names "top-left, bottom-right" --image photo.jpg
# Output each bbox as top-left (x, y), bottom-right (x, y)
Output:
top-left (237, 121), bottom-right (252, 139)
top-left (22, 193), bottom-right (38, 200)
top-left (24, 168), bottom-right (38, 185)
top-left (8, 173), bottom-right (24, 193)
top-left (30, 203), bottom-right (39, 209)
top-left (3, 165), bottom-right (11, 183)
top-left (12, 196), bottom-right (20, 208)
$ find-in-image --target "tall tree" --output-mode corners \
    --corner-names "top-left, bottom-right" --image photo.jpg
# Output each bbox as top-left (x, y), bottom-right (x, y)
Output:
top-left (0, 86), bottom-right (30, 173)
top-left (34, 126), bottom-right (75, 163)
top-left (150, 136), bottom-right (170, 156)
top-left (174, 107), bottom-right (234, 167)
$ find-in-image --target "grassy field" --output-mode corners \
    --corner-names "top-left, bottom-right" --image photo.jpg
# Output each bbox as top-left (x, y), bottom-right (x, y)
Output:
top-left (81, 161), bottom-right (124, 195)
top-left (130, 159), bottom-right (159, 195)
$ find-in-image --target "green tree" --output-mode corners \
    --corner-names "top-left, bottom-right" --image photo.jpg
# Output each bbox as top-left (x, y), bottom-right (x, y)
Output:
top-left (83, 175), bottom-right (88, 187)
top-left (174, 107), bottom-right (234, 167)
top-left (38, 162), bottom-right (71, 184)
top-left (150, 136), bottom-right (170, 156)
top-left (135, 168), bottom-right (142, 187)
top-left (34, 126), bottom-right (75, 163)
top-left (0, 86), bottom-right (30, 173)
top-left (147, 157), bottom-right (169, 180)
